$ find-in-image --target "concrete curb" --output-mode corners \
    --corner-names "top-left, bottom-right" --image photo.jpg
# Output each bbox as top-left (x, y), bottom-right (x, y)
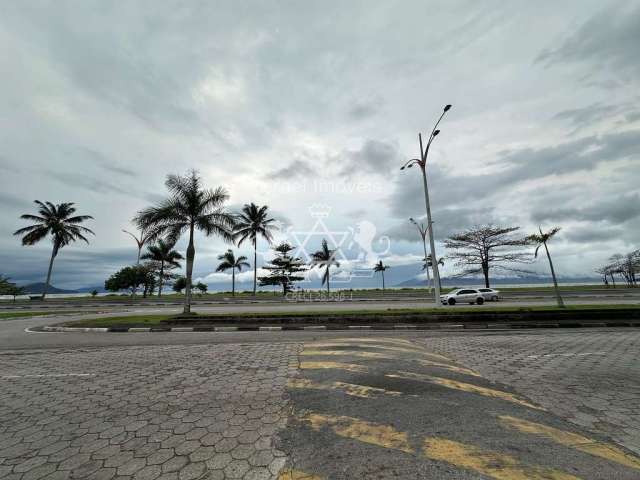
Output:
top-left (38, 321), bottom-right (640, 333)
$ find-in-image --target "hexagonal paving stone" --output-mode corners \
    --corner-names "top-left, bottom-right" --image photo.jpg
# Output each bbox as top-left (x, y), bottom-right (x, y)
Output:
top-left (177, 462), bottom-right (205, 480)
top-left (224, 460), bottom-right (250, 479)
top-left (161, 455), bottom-right (188, 473)
top-left (117, 457), bottom-right (147, 476)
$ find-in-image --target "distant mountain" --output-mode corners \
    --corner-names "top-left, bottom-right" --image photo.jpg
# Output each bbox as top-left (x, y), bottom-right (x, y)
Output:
top-left (395, 275), bottom-right (602, 288)
top-left (75, 285), bottom-right (108, 293)
top-left (22, 283), bottom-right (80, 294)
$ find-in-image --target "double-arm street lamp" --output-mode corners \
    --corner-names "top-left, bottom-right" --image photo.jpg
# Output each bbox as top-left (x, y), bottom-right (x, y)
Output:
top-left (401, 104), bottom-right (452, 306)
top-left (409, 217), bottom-right (431, 292)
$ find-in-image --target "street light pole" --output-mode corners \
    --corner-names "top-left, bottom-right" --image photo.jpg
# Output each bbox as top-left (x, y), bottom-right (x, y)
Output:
top-left (410, 217), bottom-right (431, 293)
top-left (401, 104), bottom-right (452, 307)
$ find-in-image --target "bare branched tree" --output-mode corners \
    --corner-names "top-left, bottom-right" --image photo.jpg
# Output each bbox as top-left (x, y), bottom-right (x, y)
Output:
top-left (444, 225), bottom-right (530, 288)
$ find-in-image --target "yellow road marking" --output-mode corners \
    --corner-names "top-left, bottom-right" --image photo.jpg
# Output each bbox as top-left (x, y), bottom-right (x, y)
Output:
top-left (278, 469), bottom-right (323, 480)
top-left (424, 438), bottom-right (581, 480)
top-left (301, 349), bottom-right (393, 359)
top-left (306, 341), bottom-right (453, 362)
top-left (499, 415), bottom-right (640, 470)
top-left (417, 359), bottom-right (481, 377)
top-left (386, 371), bottom-right (543, 410)
top-left (303, 413), bottom-right (414, 453)
top-left (288, 378), bottom-right (403, 398)
top-left (339, 337), bottom-right (416, 347)
top-left (299, 361), bottom-right (368, 373)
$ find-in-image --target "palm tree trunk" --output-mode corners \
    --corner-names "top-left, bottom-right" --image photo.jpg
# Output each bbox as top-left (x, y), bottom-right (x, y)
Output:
top-left (232, 268), bottom-right (235, 296)
top-left (132, 245), bottom-right (142, 298)
top-left (543, 241), bottom-right (564, 308)
top-left (184, 224), bottom-right (195, 314)
top-left (158, 261), bottom-right (164, 297)
top-left (253, 241), bottom-right (257, 296)
top-left (42, 243), bottom-right (58, 300)
top-left (382, 271), bottom-right (385, 291)
top-left (326, 267), bottom-right (330, 294)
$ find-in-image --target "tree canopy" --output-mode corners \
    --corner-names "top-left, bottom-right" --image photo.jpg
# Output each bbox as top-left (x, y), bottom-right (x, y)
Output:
top-left (444, 225), bottom-right (530, 288)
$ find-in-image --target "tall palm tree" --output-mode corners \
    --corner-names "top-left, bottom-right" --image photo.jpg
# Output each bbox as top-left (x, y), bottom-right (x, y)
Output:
top-left (373, 260), bottom-right (389, 291)
top-left (135, 171), bottom-right (235, 314)
top-left (310, 239), bottom-right (340, 294)
top-left (14, 201), bottom-right (94, 299)
top-left (234, 203), bottom-right (276, 295)
top-left (216, 249), bottom-right (250, 296)
top-left (528, 226), bottom-right (564, 308)
top-left (141, 239), bottom-right (184, 297)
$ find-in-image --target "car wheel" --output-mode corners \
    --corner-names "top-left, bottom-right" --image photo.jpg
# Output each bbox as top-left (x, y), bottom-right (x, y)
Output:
top-left (477, 297), bottom-right (484, 305)
top-left (448, 298), bottom-right (456, 305)
top-left (491, 295), bottom-right (498, 302)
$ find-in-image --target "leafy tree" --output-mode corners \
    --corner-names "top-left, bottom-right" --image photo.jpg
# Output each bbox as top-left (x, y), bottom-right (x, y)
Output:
top-left (0, 276), bottom-right (26, 302)
top-left (216, 249), bottom-right (250, 296)
top-left (14, 201), bottom-right (94, 299)
top-left (444, 225), bottom-right (530, 288)
top-left (172, 276), bottom-right (187, 294)
top-left (310, 239), bottom-right (340, 293)
top-left (195, 282), bottom-right (208, 295)
top-left (527, 226), bottom-right (564, 308)
top-left (91, 289), bottom-right (98, 297)
top-left (373, 260), bottom-right (389, 291)
top-left (258, 242), bottom-right (307, 296)
top-left (105, 264), bottom-right (156, 297)
top-left (135, 171), bottom-right (235, 313)
top-left (141, 239), bottom-right (183, 297)
top-left (234, 203), bottom-right (277, 295)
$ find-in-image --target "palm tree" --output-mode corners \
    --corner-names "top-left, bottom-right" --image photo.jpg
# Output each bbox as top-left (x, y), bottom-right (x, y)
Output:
top-left (216, 249), bottom-right (250, 296)
top-left (234, 203), bottom-right (277, 295)
top-left (122, 227), bottom-right (154, 265)
top-left (135, 171), bottom-right (235, 314)
top-left (310, 239), bottom-right (340, 293)
top-left (528, 226), bottom-right (564, 308)
top-left (14, 201), bottom-right (94, 299)
top-left (141, 239), bottom-right (184, 297)
top-left (373, 260), bottom-right (389, 291)
top-left (423, 254), bottom-right (444, 291)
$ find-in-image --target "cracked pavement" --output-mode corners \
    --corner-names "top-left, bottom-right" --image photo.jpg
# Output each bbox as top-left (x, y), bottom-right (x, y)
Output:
top-left (1, 328), bottom-right (639, 479)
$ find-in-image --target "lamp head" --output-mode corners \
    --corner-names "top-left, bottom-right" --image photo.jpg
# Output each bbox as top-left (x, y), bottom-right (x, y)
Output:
top-left (433, 130), bottom-right (440, 136)
top-left (444, 104), bottom-right (452, 112)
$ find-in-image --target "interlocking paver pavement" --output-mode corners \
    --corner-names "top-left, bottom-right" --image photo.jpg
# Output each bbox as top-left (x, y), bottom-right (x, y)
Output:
top-left (420, 330), bottom-right (640, 454)
top-left (0, 344), bottom-right (299, 479)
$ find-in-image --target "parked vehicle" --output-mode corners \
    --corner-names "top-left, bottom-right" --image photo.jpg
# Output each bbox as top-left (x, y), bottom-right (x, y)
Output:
top-left (440, 289), bottom-right (485, 305)
top-left (478, 288), bottom-right (500, 301)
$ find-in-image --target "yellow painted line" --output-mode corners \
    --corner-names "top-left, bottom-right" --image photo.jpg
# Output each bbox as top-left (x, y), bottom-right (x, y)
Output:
top-left (338, 337), bottom-right (416, 347)
top-left (301, 349), bottom-right (393, 359)
top-left (423, 437), bottom-right (581, 480)
top-left (499, 416), bottom-right (640, 470)
top-left (288, 378), bottom-right (404, 398)
top-left (386, 371), bottom-right (544, 410)
top-left (278, 469), bottom-right (323, 480)
top-left (306, 341), bottom-right (452, 362)
top-left (303, 413), bottom-right (414, 454)
top-left (417, 359), bottom-right (481, 377)
top-left (299, 361), bottom-right (368, 373)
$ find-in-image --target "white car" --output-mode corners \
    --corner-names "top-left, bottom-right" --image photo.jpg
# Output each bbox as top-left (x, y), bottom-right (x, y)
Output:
top-left (440, 289), bottom-right (485, 306)
top-left (478, 288), bottom-right (500, 301)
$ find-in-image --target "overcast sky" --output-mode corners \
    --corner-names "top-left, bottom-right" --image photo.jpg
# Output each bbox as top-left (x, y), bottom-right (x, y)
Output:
top-left (1, 1), bottom-right (639, 289)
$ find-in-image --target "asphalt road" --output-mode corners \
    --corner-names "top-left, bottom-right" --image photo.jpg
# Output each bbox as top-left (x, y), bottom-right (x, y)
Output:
top-left (1, 315), bottom-right (639, 479)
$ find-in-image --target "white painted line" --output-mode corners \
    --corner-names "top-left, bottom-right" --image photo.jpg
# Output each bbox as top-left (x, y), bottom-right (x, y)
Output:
top-left (128, 328), bottom-right (150, 332)
top-left (215, 326), bottom-right (238, 332)
top-left (526, 352), bottom-right (607, 359)
top-left (171, 327), bottom-right (194, 332)
top-left (259, 326), bottom-right (282, 331)
top-left (303, 326), bottom-right (326, 330)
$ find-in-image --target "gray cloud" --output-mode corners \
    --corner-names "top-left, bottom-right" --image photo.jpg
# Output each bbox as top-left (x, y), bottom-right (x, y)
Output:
top-left (265, 160), bottom-right (317, 180)
top-left (537, 4), bottom-right (640, 83)
top-left (532, 193), bottom-right (640, 225)
top-left (335, 140), bottom-right (400, 177)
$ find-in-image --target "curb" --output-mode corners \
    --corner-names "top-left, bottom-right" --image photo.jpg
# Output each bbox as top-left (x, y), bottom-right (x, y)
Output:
top-left (39, 322), bottom-right (640, 333)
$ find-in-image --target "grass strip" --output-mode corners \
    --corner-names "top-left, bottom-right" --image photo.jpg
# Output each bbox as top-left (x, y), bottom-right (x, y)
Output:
top-left (63, 304), bottom-right (640, 328)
